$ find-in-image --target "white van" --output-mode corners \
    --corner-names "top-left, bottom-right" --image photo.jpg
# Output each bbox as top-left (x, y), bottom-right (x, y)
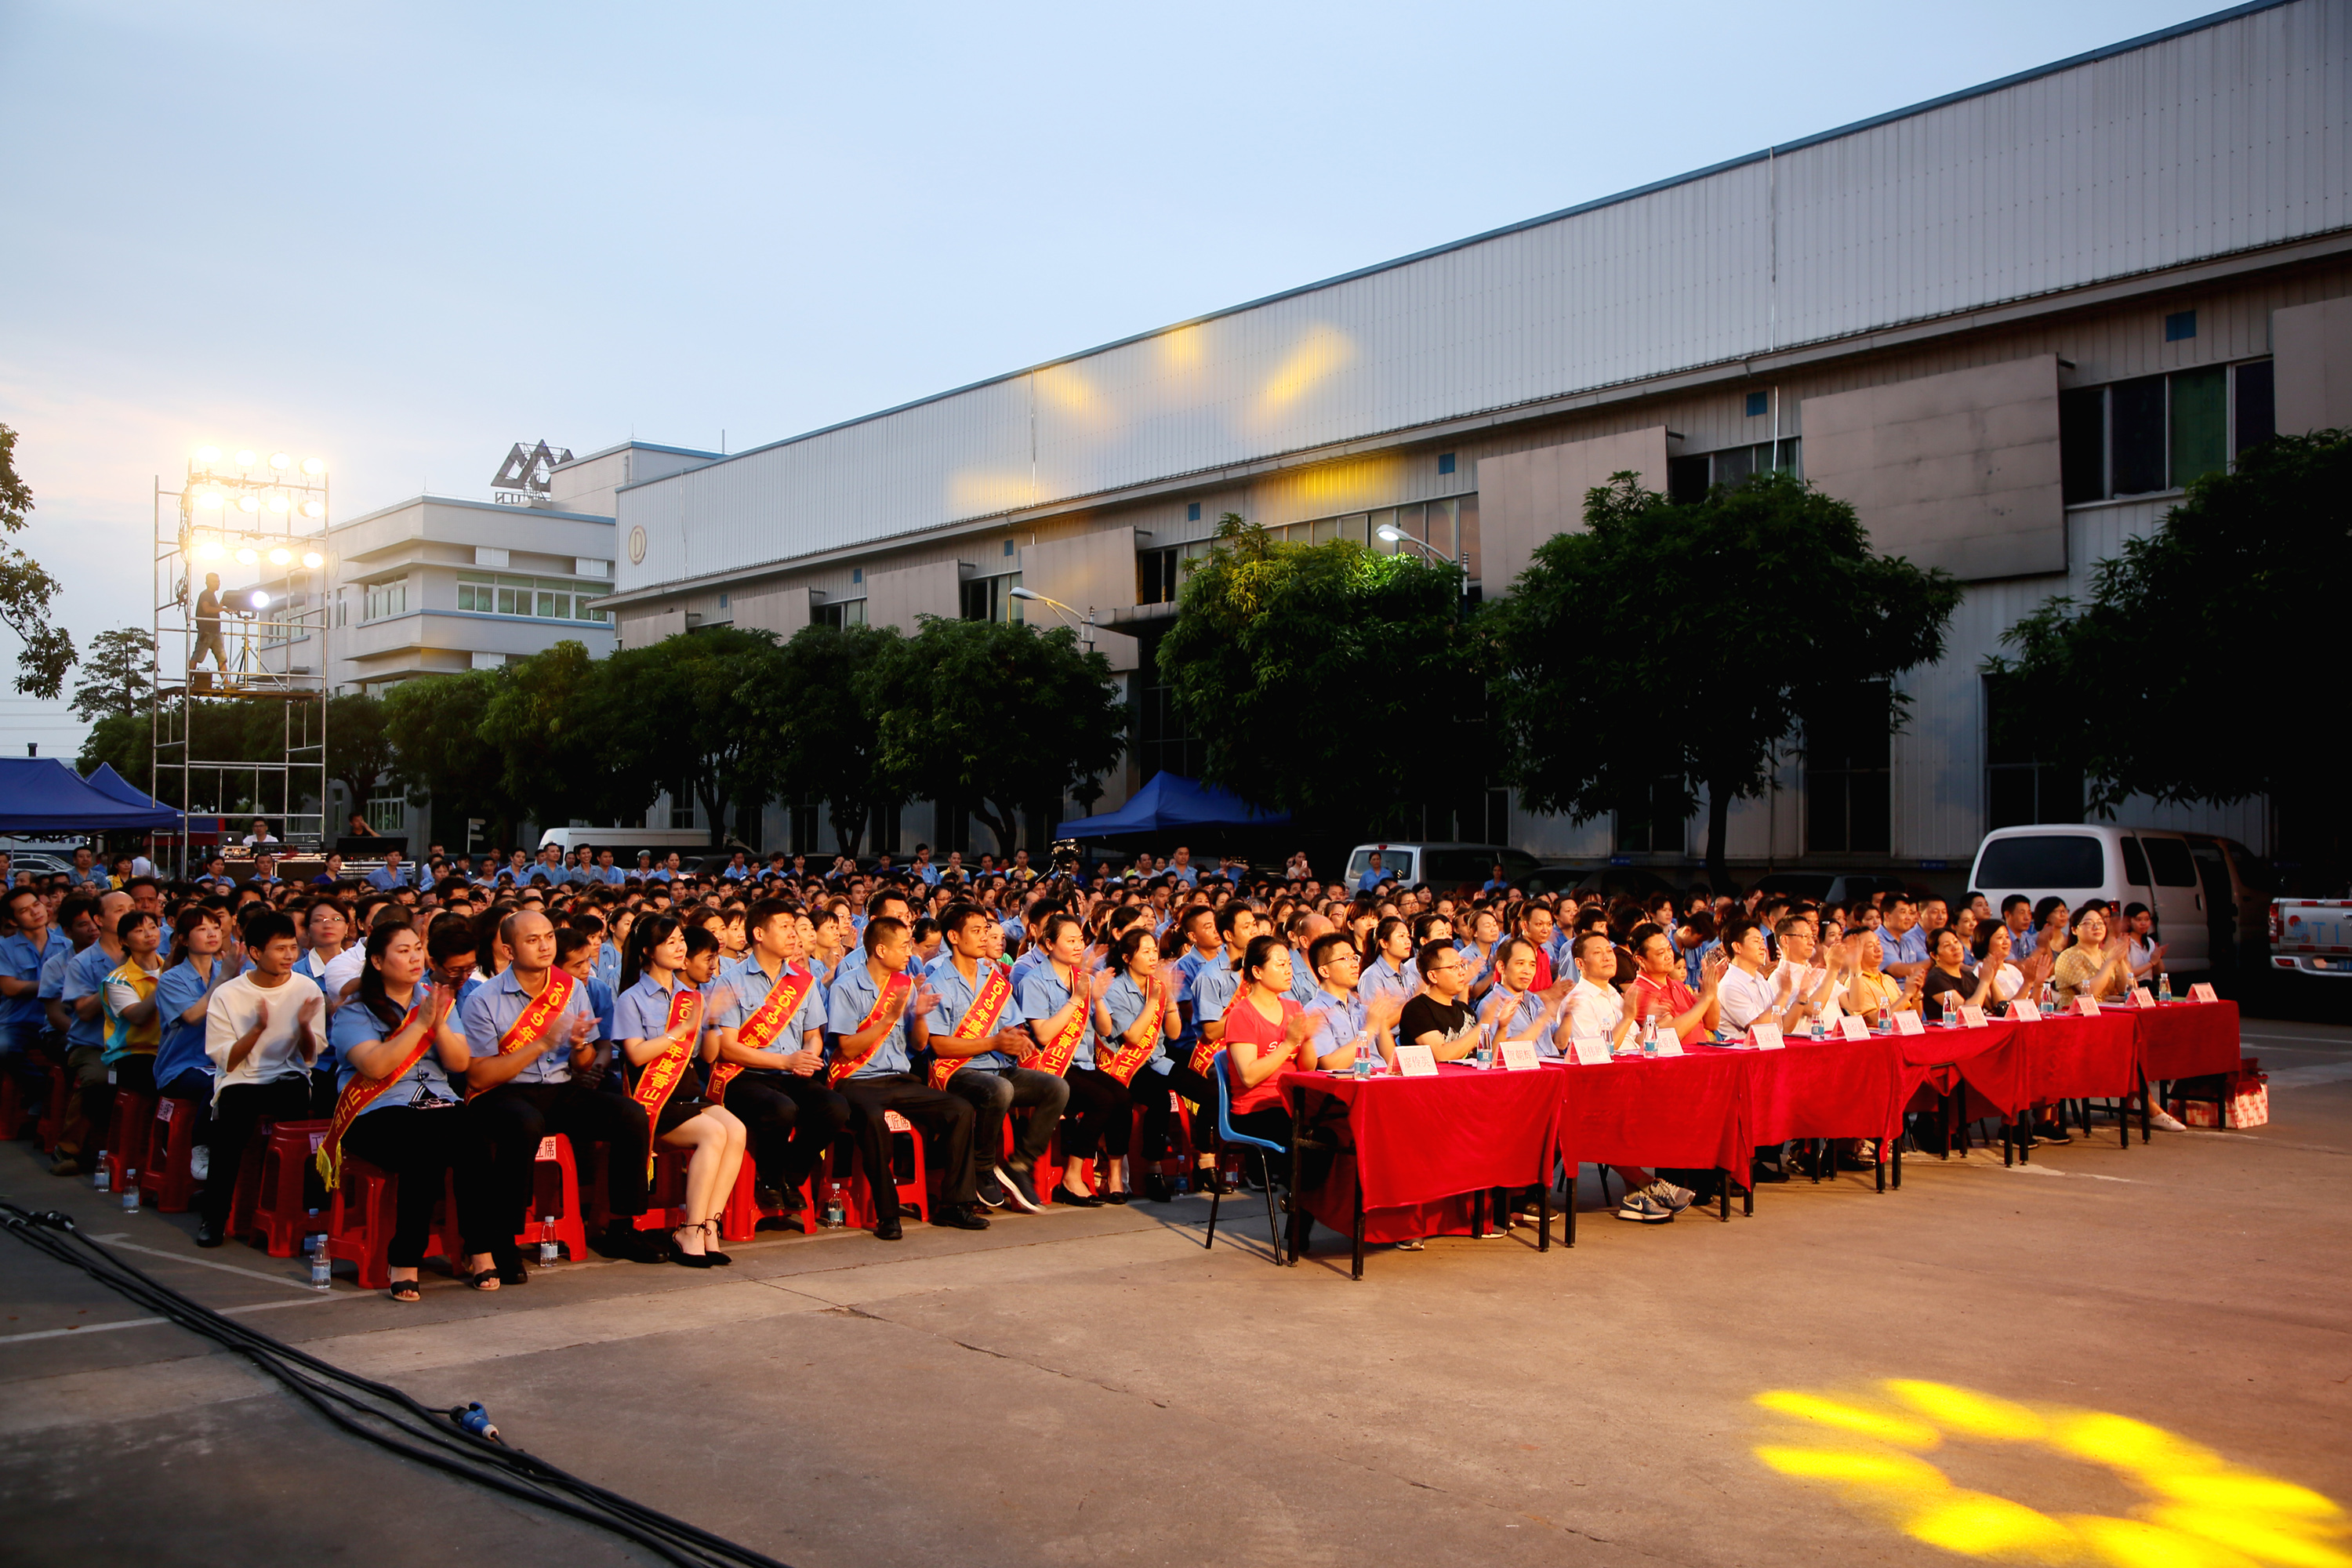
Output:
top-left (1966, 826), bottom-right (2273, 976)
top-left (536, 827), bottom-right (714, 858)
top-left (1343, 843), bottom-right (1559, 893)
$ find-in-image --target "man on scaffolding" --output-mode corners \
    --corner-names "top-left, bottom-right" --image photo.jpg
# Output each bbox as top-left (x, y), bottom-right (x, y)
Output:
top-left (191, 572), bottom-right (229, 683)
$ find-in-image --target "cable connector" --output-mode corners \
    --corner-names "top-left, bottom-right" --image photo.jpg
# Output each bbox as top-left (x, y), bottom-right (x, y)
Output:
top-left (455, 1402), bottom-right (501, 1443)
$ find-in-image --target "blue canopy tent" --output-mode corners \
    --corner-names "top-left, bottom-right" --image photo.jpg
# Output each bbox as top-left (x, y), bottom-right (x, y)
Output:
top-left (82, 763), bottom-right (172, 814)
top-left (0, 757), bottom-right (180, 833)
top-left (1055, 772), bottom-right (1290, 839)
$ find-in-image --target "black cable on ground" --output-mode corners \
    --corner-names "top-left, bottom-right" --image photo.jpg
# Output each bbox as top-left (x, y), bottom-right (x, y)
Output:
top-left (2, 1201), bottom-right (792, 1568)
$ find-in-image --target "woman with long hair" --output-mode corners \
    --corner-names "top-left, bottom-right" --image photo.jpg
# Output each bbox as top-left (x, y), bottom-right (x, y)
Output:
top-left (1093, 924), bottom-right (1190, 1202)
top-left (612, 915), bottom-right (748, 1266)
top-left (1218, 935), bottom-right (1321, 1152)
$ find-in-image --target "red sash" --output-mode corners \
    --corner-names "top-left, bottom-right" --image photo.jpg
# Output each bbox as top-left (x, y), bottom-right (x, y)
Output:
top-left (466, 967), bottom-right (579, 1098)
top-left (826, 974), bottom-right (911, 1085)
top-left (706, 964), bottom-right (815, 1100)
top-left (1098, 986), bottom-right (1167, 1086)
top-left (1023, 971), bottom-right (1091, 1077)
top-left (629, 985), bottom-right (704, 1176)
top-left (926, 961), bottom-right (1013, 1089)
top-left (312, 999), bottom-right (428, 1189)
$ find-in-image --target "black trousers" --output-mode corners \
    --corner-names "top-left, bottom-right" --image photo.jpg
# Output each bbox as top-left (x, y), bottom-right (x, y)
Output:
top-left (1133, 1059), bottom-right (1219, 1160)
top-left (722, 1070), bottom-right (848, 1189)
top-left (340, 1105), bottom-right (502, 1264)
top-left (1062, 1065), bottom-right (1132, 1161)
top-left (944, 1065), bottom-right (1067, 1167)
top-left (464, 1079), bottom-right (650, 1253)
top-left (835, 1073), bottom-right (976, 1221)
top-left (199, 1076), bottom-right (314, 1230)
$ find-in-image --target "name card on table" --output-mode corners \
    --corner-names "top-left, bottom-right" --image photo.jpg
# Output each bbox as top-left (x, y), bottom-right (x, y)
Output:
top-left (2132, 985), bottom-right (2159, 1009)
top-left (2074, 996), bottom-right (2102, 1017)
top-left (2189, 982), bottom-right (2219, 1003)
top-left (1569, 1036), bottom-right (1613, 1065)
top-left (1499, 1040), bottom-right (1541, 1071)
top-left (1749, 1022), bottom-right (1784, 1051)
top-left (1838, 1014), bottom-right (1874, 1041)
top-left (1892, 1010), bottom-right (1926, 1036)
top-left (2010, 1000), bottom-right (2042, 1022)
top-left (1652, 1032), bottom-right (1685, 1057)
top-left (1959, 1005), bottom-right (1988, 1029)
top-left (1393, 1044), bottom-right (1439, 1077)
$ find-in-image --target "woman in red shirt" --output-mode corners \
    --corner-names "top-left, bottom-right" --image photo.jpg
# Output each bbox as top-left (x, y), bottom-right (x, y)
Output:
top-left (1220, 935), bottom-right (1320, 1145)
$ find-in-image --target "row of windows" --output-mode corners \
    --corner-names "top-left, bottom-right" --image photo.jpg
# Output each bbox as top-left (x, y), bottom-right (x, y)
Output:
top-left (1136, 497), bottom-right (1483, 604)
top-left (1667, 437), bottom-right (1802, 505)
top-left (960, 572), bottom-right (1024, 624)
top-left (363, 579), bottom-right (408, 622)
top-left (456, 572), bottom-right (611, 622)
top-left (812, 598), bottom-right (867, 630)
top-left (2060, 359), bottom-right (2272, 505)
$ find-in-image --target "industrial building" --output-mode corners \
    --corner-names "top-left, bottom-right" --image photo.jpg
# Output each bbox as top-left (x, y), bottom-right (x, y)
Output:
top-left (593, 0), bottom-right (2349, 875)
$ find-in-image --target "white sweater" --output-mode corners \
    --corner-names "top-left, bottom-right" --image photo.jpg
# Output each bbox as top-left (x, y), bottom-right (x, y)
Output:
top-left (204, 971), bottom-right (318, 1100)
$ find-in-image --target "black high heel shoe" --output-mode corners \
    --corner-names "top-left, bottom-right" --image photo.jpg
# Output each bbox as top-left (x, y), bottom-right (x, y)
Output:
top-left (699, 1220), bottom-right (732, 1266)
top-left (670, 1225), bottom-right (714, 1269)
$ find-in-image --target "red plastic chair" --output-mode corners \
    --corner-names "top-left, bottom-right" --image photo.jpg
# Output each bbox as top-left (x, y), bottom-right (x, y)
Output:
top-left (141, 1096), bottom-right (205, 1213)
top-left (233, 1118), bottom-right (330, 1257)
top-left (102, 1090), bottom-right (158, 1196)
top-left (324, 1159), bottom-right (465, 1290)
top-left (627, 1145), bottom-right (693, 1234)
top-left (717, 1153), bottom-right (826, 1241)
top-left (844, 1109), bottom-right (928, 1225)
top-left (512, 1135), bottom-right (590, 1262)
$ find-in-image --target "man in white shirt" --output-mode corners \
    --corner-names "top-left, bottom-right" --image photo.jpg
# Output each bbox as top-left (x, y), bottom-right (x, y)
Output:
top-left (1562, 931), bottom-right (1632, 1050)
top-left (196, 911), bottom-right (321, 1247)
top-left (1766, 914), bottom-right (1842, 1030)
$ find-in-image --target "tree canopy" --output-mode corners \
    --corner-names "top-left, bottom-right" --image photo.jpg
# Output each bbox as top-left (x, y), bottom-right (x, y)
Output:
top-left (69, 627), bottom-right (154, 723)
top-left (1483, 471), bottom-right (1961, 891)
top-left (0, 423), bottom-right (75, 699)
top-left (1986, 429), bottom-right (2350, 887)
top-left (1154, 514), bottom-right (1483, 840)
top-left (738, 622), bottom-right (902, 857)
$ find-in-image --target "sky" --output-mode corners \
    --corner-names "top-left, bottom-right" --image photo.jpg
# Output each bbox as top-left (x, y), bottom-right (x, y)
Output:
top-left (0, 0), bottom-right (2225, 759)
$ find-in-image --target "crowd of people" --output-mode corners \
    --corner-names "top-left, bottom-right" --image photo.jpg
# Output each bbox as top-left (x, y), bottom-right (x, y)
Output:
top-left (0, 827), bottom-right (2189, 1292)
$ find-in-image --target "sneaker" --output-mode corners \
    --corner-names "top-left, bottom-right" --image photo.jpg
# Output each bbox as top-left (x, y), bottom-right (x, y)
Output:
top-left (1615, 1193), bottom-right (1674, 1224)
top-left (2149, 1107), bottom-right (2188, 1133)
top-left (1395, 1237), bottom-right (1426, 1251)
top-left (993, 1160), bottom-right (1045, 1214)
top-left (1641, 1180), bottom-right (1697, 1213)
top-left (975, 1174), bottom-right (1008, 1210)
top-left (189, 1146), bottom-right (211, 1181)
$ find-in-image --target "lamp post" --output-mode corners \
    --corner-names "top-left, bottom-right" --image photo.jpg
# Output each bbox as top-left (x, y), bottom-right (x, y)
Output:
top-left (1007, 585), bottom-right (1096, 654)
top-left (1377, 524), bottom-right (1468, 619)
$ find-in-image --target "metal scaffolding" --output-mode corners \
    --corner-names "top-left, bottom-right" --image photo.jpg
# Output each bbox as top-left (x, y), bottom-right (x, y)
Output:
top-left (151, 452), bottom-right (331, 877)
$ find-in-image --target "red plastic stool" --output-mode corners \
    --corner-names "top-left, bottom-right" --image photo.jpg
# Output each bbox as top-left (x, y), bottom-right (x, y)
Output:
top-left (34, 1060), bottom-right (69, 1153)
top-left (102, 1091), bottom-right (158, 1196)
top-left (629, 1145), bottom-right (692, 1234)
top-left (325, 1160), bottom-right (466, 1290)
top-left (141, 1096), bottom-right (204, 1213)
top-left (512, 1135), bottom-right (590, 1262)
top-left (844, 1109), bottom-right (929, 1225)
top-left (234, 1118), bottom-right (330, 1257)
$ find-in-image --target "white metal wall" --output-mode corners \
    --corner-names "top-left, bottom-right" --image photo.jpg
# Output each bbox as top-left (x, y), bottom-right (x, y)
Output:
top-left (615, 0), bottom-right (2346, 597)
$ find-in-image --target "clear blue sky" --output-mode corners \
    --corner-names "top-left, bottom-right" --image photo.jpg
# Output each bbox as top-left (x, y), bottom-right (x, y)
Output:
top-left (0, 0), bottom-right (2222, 757)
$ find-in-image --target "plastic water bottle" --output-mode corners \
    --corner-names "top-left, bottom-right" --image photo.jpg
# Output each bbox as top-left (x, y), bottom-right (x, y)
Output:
top-left (537, 1216), bottom-right (557, 1266)
top-left (122, 1169), bottom-right (140, 1212)
top-left (822, 1185), bottom-right (845, 1229)
top-left (310, 1244), bottom-right (332, 1291)
top-left (1642, 1015), bottom-right (1659, 1058)
top-left (93, 1160), bottom-right (109, 1193)
top-left (2157, 970), bottom-right (2172, 1004)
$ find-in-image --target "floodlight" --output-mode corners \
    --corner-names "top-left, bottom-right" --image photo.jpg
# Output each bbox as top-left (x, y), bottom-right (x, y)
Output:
top-left (196, 540), bottom-right (225, 561)
top-left (301, 550), bottom-right (324, 568)
top-left (196, 445), bottom-right (222, 466)
top-left (267, 494), bottom-right (290, 514)
top-left (195, 488), bottom-right (224, 510)
top-left (1377, 525), bottom-right (1404, 542)
top-left (268, 452), bottom-right (291, 470)
top-left (248, 589), bottom-right (270, 610)
top-left (235, 546), bottom-right (260, 564)
top-left (237, 494), bottom-right (260, 513)
top-left (300, 499), bottom-right (325, 519)
top-left (235, 449), bottom-right (257, 469)
top-left (301, 457), bottom-right (325, 476)
top-left (268, 547), bottom-right (292, 565)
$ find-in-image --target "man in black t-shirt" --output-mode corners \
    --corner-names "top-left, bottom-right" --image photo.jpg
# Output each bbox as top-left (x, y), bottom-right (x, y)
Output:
top-left (1397, 940), bottom-right (1481, 1060)
top-left (191, 572), bottom-right (229, 672)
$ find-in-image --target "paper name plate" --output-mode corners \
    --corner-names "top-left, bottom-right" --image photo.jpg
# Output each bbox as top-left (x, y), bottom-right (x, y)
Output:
top-left (2074, 996), bottom-right (2102, 1017)
top-left (1892, 1010), bottom-right (1926, 1036)
top-left (2131, 986), bottom-right (2159, 1009)
top-left (1837, 1014), bottom-right (1873, 1041)
top-left (2189, 982), bottom-right (2219, 1003)
top-left (1393, 1044), bottom-right (1439, 1077)
top-left (1958, 1005), bottom-right (1988, 1028)
top-left (1652, 1031), bottom-right (1685, 1057)
top-left (1498, 1040), bottom-right (1542, 1071)
top-left (2010, 999), bottom-right (2042, 1022)
top-left (1748, 1022), bottom-right (1784, 1051)
top-left (1569, 1036), bottom-right (1613, 1065)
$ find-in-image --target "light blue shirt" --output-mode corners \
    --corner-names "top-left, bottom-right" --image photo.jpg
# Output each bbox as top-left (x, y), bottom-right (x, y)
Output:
top-left (1359, 954), bottom-right (1415, 1019)
top-left (365, 863), bottom-right (412, 891)
top-left (1100, 971), bottom-right (1171, 1076)
top-left (1301, 989), bottom-right (1368, 1060)
top-left (1485, 985), bottom-right (1560, 1058)
top-left (924, 954), bottom-right (1025, 1073)
top-left (913, 862), bottom-right (940, 887)
top-left (152, 957), bottom-right (221, 1088)
top-left (329, 989), bottom-right (457, 1115)
top-left (1191, 953), bottom-right (1242, 1036)
top-left (0, 925), bottom-right (64, 1031)
top-left (712, 954), bottom-right (826, 1050)
top-left (1886, 924), bottom-right (1930, 968)
top-left (825, 957), bottom-right (916, 1080)
top-left (60, 942), bottom-right (119, 1049)
top-left (612, 972), bottom-right (697, 1050)
top-left (459, 967), bottom-right (595, 1086)
top-left (1016, 961), bottom-right (1089, 1070)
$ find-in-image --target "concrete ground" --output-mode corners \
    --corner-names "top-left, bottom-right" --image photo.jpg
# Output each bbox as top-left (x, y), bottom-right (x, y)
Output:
top-left (4, 1015), bottom-right (2348, 1568)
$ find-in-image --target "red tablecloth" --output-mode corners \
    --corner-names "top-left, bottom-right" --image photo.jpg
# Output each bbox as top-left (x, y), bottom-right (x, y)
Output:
top-left (2027, 1011), bottom-right (2141, 1102)
top-left (1558, 1049), bottom-right (1754, 1185)
top-left (1281, 1064), bottom-right (1562, 1243)
top-left (2135, 1000), bottom-right (2242, 1080)
top-left (1744, 1035), bottom-right (1907, 1145)
top-left (1895, 1021), bottom-right (2034, 1122)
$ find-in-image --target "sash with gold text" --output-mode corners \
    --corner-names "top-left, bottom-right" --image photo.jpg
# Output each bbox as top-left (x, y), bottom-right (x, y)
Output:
top-left (465, 967), bottom-right (579, 1098)
top-left (706, 964), bottom-right (815, 1100)
top-left (1023, 971), bottom-right (1091, 1077)
top-left (313, 999), bottom-right (428, 1189)
top-left (925, 961), bottom-right (1014, 1090)
top-left (826, 974), bottom-right (911, 1085)
top-left (1098, 986), bottom-right (1167, 1086)
top-left (629, 985), bottom-right (704, 1175)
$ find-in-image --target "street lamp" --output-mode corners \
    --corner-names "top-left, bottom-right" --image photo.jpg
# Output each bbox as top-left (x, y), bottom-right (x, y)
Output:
top-left (1377, 524), bottom-right (1468, 618)
top-left (1008, 585), bottom-right (1097, 653)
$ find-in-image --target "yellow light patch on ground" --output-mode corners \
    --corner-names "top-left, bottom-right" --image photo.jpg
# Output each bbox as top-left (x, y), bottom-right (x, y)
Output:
top-left (1755, 1388), bottom-right (1943, 1449)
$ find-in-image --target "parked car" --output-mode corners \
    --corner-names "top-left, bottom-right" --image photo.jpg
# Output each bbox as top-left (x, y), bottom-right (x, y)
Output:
top-left (1966, 826), bottom-right (2274, 976)
top-left (1751, 870), bottom-right (1917, 906)
top-left (1344, 843), bottom-right (1561, 894)
top-left (2268, 898), bottom-right (2352, 982)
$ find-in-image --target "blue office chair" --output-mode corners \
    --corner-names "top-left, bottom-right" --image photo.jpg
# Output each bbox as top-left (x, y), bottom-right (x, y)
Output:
top-left (1205, 1049), bottom-right (1289, 1265)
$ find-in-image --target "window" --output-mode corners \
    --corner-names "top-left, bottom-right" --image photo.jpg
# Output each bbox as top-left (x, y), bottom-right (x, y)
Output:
top-left (851, 568), bottom-right (862, 584)
top-left (960, 573), bottom-right (1023, 624)
top-left (2142, 837), bottom-right (2199, 887)
top-left (1983, 673), bottom-right (2081, 829)
top-left (1002, 539), bottom-right (1015, 557)
top-left (668, 786), bottom-right (698, 831)
top-left (1613, 776), bottom-right (1686, 855)
top-left (1745, 391), bottom-right (1768, 417)
top-left (1974, 833), bottom-right (2104, 891)
top-left (1137, 541), bottom-right (1214, 605)
top-left (1437, 452), bottom-right (1456, 474)
top-left (1667, 439), bottom-right (1800, 503)
top-left (456, 572), bottom-right (608, 622)
top-left (2120, 838), bottom-right (2150, 887)
top-left (2059, 361), bottom-right (2267, 503)
top-left (363, 577), bottom-right (409, 621)
top-left (2165, 310), bottom-right (2197, 342)
top-left (1186, 503), bottom-right (1201, 522)
top-left (718, 592), bottom-right (730, 609)
top-left (1133, 624), bottom-right (1201, 783)
top-left (1804, 681), bottom-right (1891, 854)
top-left (812, 598), bottom-right (866, 630)
top-left (365, 789), bottom-right (405, 833)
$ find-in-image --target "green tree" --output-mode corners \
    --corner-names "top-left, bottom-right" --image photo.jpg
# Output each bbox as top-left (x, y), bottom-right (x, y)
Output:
top-left (1486, 472), bottom-right (1961, 891)
top-left (739, 622), bottom-right (902, 858)
top-left (1155, 514), bottom-right (1483, 839)
top-left (1986, 430), bottom-right (2351, 890)
top-left (596, 628), bottom-right (781, 846)
top-left (324, 692), bottom-right (398, 809)
top-left (478, 640), bottom-right (642, 831)
top-left (68, 626), bottom-right (156, 723)
top-left (0, 423), bottom-right (75, 699)
top-left (865, 616), bottom-right (1125, 854)
top-left (77, 699), bottom-right (279, 809)
top-left (383, 670), bottom-right (515, 847)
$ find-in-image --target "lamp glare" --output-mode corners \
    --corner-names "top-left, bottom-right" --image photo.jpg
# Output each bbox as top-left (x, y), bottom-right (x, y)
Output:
top-left (1377, 525), bottom-right (1403, 541)
top-left (249, 590), bottom-right (270, 610)
top-left (300, 499), bottom-right (325, 519)
top-left (234, 449), bottom-right (257, 469)
top-left (267, 546), bottom-right (293, 566)
top-left (235, 546), bottom-right (260, 565)
top-left (301, 550), bottom-right (324, 569)
top-left (267, 494), bottom-right (290, 514)
top-left (196, 541), bottom-right (225, 561)
top-left (196, 445), bottom-right (222, 465)
top-left (236, 494), bottom-right (260, 514)
top-left (195, 489), bottom-right (223, 510)
top-left (268, 452), bottom-right (291, 470)
top-left (301, 457), bottom-right (325, 476)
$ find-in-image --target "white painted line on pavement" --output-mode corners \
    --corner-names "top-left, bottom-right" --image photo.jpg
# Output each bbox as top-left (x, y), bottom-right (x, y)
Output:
top-left (0, 1294), bottom-right (335, 1345)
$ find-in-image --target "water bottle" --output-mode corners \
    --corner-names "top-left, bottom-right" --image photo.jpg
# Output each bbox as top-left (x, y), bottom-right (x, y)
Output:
top-left (93, 1160), bottom-right (109, 1193)
top-left (822, 1185), bottom-right (846, 1229)
top-left (537, 1216), bottom-right (557, 1266)
top-left (310, 1244), bottom-right (332, 1291)
top-left (122, 1169), bottom-right (140, 1212)
top-left (2157, 970), bottom-right (2172, 1004)
top-left (1641, 1014), bottom-right (1659, 1058)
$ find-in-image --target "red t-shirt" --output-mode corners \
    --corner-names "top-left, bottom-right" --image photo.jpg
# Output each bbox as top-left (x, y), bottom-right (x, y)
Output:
top-left (1628, 972), bottom-right (1702, 1044)
top-left (1221, 992), bottom-right (1302, 1113)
